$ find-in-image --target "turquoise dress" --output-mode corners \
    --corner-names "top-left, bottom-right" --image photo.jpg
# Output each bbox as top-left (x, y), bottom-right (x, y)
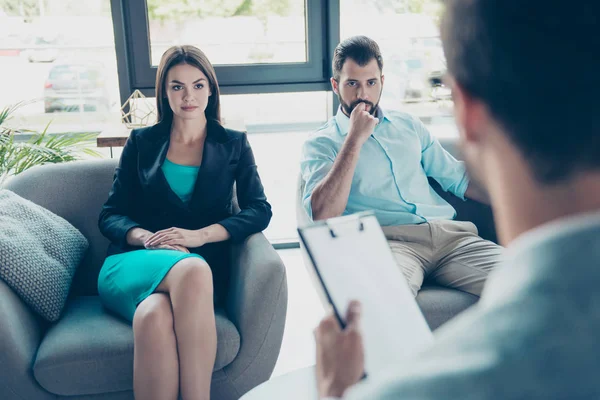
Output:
top-left (98, 159), bottom-right (204, 321)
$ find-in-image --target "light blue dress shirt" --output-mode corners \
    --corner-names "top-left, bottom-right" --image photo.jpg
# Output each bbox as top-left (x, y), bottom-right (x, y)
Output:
top-left (300, 108), bottom-right (470, 226)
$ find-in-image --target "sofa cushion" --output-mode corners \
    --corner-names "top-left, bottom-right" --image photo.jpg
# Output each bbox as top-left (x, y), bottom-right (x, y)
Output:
top-left (33, 296), bottom-right (240, 396)
top-left (0, 189), bottom-right (88, 322)
top-left (416, 284), bottom-right (479, 330)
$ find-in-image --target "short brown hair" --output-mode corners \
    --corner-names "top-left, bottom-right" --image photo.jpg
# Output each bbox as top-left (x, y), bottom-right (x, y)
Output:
top-left (155, 45), bottom-right (221, 125)
top-left (332, 36), bottom-right (383, 81)
top-left (442, 0), bottom-right (600, 183)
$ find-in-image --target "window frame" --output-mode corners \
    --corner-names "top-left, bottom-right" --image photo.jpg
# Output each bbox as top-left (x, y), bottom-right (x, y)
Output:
top-left (112, 0), bottom-right (341, 104)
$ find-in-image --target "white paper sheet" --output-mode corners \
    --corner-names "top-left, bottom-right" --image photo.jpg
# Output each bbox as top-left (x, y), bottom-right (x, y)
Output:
top-left (299, 213), bottom-right (433, 375)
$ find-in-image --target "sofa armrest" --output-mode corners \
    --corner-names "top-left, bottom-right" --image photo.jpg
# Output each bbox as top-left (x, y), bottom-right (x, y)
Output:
top-left (224, 232), bottom-right (288, 392)
top-left (0, 280), bottom-right (54, 399)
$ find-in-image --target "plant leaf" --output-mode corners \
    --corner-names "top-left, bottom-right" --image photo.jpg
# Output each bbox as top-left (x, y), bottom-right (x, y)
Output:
top-left (0, 102), bottom-right (104, 179)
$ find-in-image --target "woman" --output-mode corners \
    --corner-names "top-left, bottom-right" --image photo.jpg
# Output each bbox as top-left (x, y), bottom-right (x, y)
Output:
top-left (97, 45), bottom-right (272, 400)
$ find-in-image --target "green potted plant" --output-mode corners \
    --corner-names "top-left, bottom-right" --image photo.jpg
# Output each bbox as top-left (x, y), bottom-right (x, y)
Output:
top-left (0, 101), bottom-right (102, 186)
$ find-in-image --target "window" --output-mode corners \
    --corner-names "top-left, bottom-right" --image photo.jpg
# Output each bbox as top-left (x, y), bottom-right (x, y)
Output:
top-left (147, 0), bottom-right (308, 66)
top-left (0, 0), bottom-right (121, 134)
top-left (122, 0), bottom-right (332, 93)
top-left (222, 91), bottom-right (331, 242)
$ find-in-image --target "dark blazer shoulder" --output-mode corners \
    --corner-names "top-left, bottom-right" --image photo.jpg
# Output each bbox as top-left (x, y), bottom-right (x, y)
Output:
top-left (207, 118), bottom-right (246, 144)
top-left (222, 128), bottom-right (247, 148)
top-left (223, 127), bottom-right (245, 141)
top-left (132, 122), bottom-right (169, 143)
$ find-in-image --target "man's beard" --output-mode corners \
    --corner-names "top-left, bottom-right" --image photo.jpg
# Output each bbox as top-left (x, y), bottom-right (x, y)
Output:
top-left (338, 94), bottom-right (380, 116)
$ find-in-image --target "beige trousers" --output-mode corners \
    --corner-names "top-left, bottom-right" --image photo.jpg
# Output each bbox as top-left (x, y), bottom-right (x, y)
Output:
top-left (382, 220), bottom-right (503, 297)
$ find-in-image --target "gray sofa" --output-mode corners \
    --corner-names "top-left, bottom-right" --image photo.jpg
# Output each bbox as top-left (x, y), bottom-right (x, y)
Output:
top-left (296, 137), bottom-right (497, 330)
top-left (0, 159), bottom-right (288, 400)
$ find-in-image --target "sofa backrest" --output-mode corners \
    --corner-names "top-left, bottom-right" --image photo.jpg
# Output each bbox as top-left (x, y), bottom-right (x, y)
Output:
top-left (4, 159), bottom-right (118, 296)
top-left (296, 136), bottom-right (498, 243)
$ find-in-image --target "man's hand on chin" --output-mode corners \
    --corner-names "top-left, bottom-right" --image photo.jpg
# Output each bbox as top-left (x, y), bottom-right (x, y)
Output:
top-left (315, 301), bottom-right (365, 399)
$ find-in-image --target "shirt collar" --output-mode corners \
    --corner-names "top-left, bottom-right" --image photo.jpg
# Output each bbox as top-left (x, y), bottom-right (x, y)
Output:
top-left (334, 106), bottom-right (387, 136)
top-left (506, 209), bottom-right (600, 260)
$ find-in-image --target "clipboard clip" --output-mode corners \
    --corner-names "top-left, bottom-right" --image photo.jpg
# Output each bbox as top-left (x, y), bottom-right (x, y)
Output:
top-left (326, 214), bottom-right (366, 238)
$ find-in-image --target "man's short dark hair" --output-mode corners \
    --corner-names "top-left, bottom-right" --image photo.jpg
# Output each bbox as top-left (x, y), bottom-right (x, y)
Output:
top-left (332, 36), bottom-right (383, 81)
top-left (442, 0), bottom-right (600, 183)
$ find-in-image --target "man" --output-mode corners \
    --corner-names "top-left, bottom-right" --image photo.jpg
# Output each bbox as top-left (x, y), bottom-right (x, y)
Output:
top-left (315, 0), bottom-right (600, 399)
top-left (300, 35), bottom-right (502, 297)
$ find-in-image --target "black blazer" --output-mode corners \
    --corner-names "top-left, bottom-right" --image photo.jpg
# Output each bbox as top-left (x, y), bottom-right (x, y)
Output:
top-left (98, 119), bottom-right (272, 296)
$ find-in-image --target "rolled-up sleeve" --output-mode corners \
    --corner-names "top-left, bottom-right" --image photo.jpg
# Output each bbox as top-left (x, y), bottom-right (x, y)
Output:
top-left (300, 136), bottom-right (337, 219)
top-left (414, 117), bottom-right (470, 200)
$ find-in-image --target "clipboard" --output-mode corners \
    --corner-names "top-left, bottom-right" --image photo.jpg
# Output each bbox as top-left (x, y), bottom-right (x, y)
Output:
top-left (298, 212), bottom-right (433, 375)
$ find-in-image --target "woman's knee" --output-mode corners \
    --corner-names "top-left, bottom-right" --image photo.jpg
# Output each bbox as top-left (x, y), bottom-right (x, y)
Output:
top-left (133, 293), bottom-right (174, 338)
top-left (169, 257), bottom-right (213, 297)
